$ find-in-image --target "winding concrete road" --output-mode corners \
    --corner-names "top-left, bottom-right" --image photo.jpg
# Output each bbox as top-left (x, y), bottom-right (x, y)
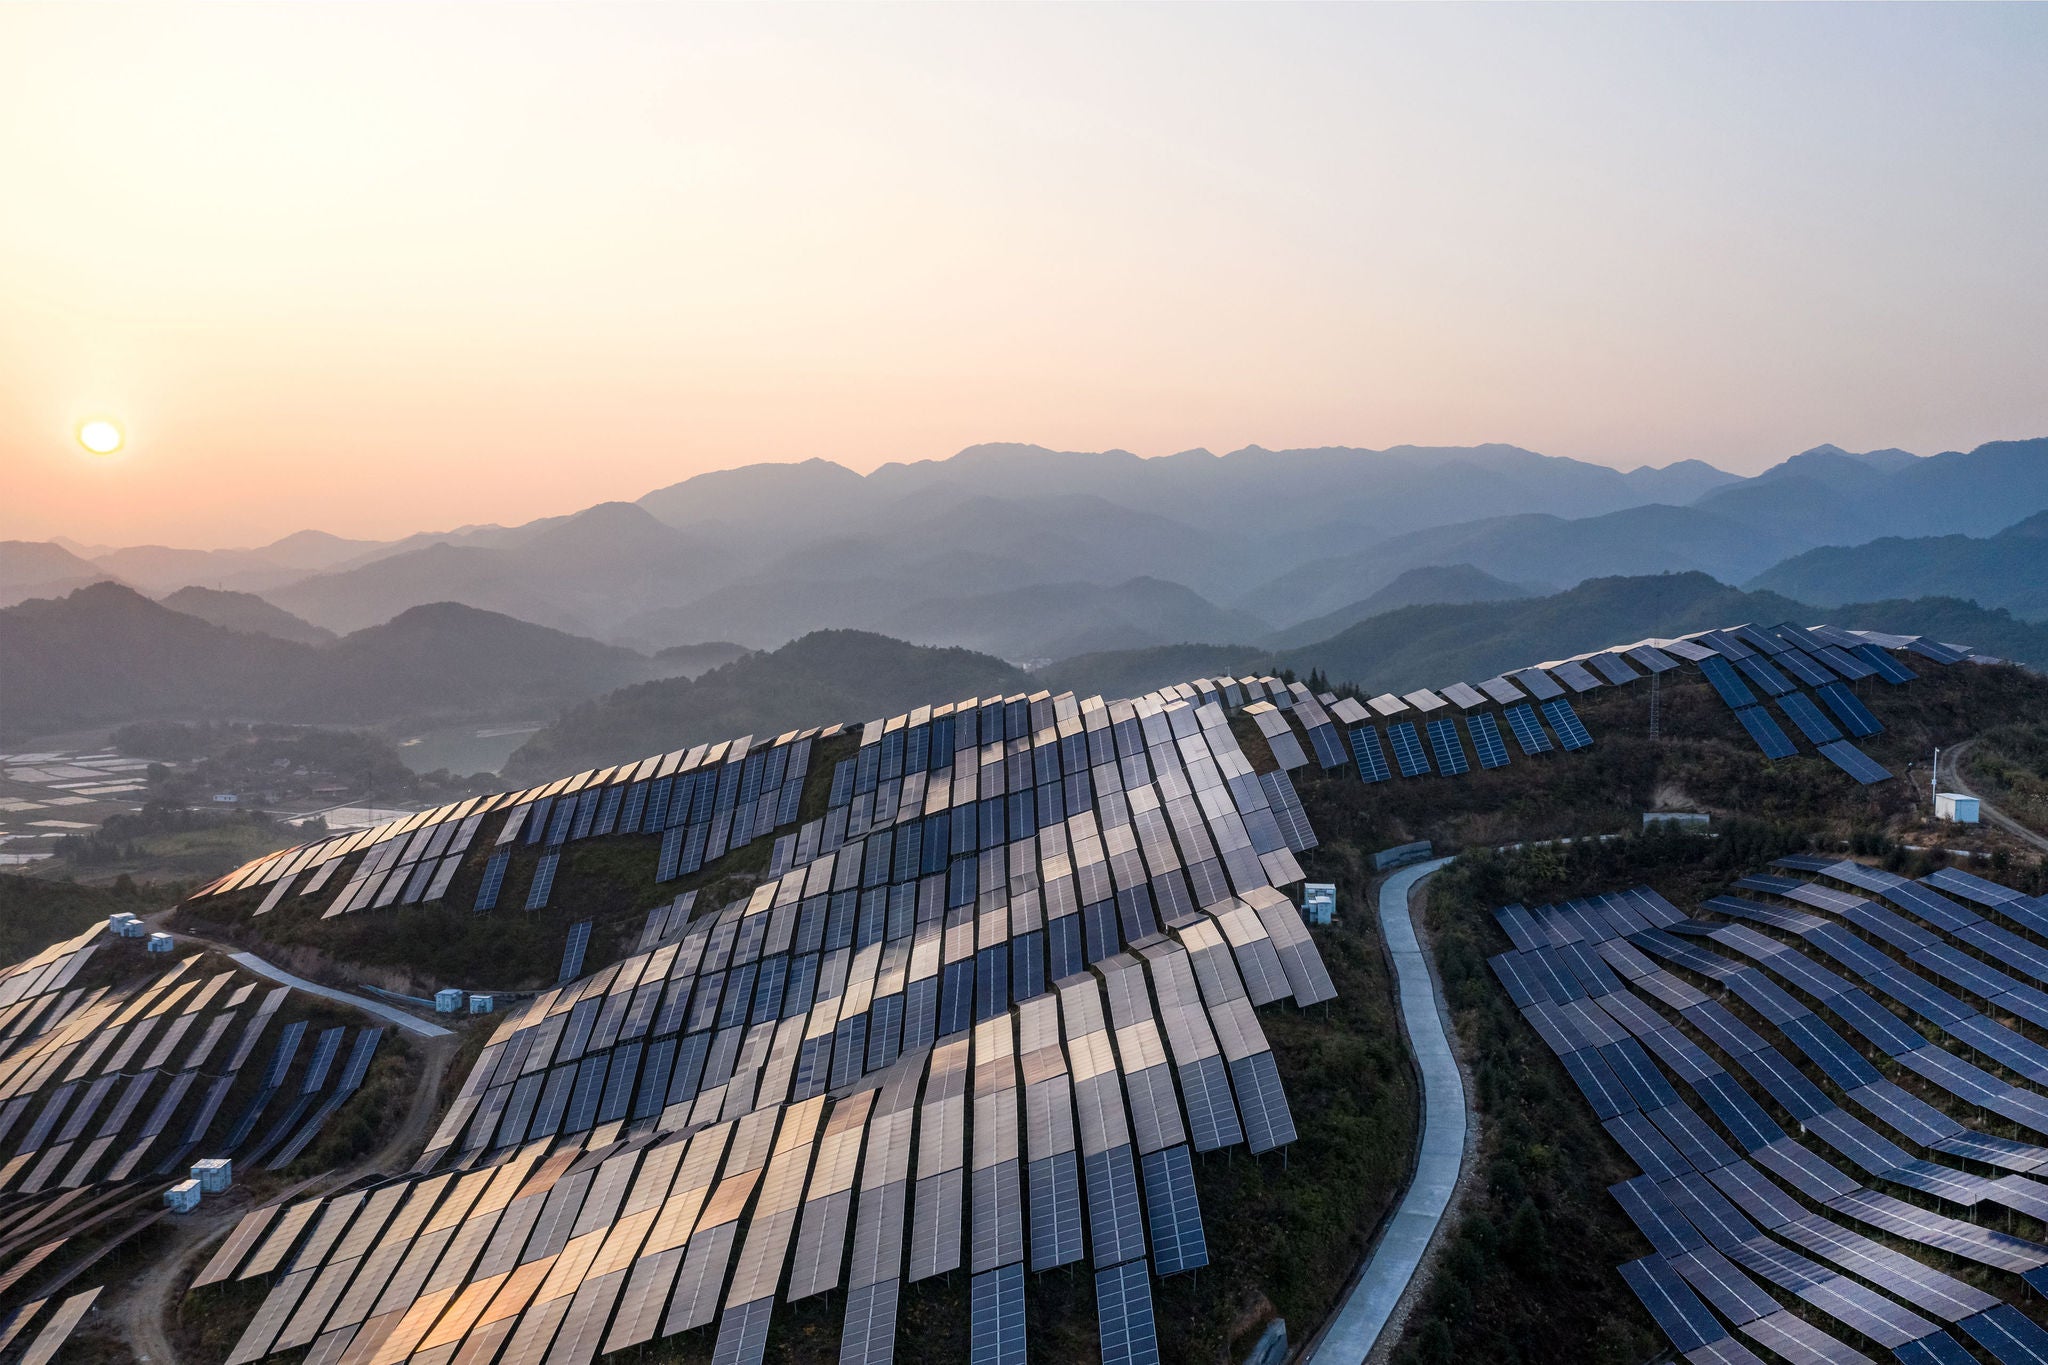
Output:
top-left (1308, 856), bottom-right (1467, 1364)
top-left (1945, 739), bottom-right (2048, 857)
top-left (221, 952), bottom-right (452, 1038)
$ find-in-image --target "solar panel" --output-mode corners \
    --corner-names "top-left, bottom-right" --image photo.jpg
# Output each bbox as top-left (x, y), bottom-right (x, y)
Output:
top-left (1083, 1146), bottom-right (1147, 1268)
top-left (969, 1263), bottom-right (1027, 1365)
top-left (1778, 693), bottom-right (1843, 745)
top-left (1508, 667), bottom-right (1566, 701)
top-left (1731, 706), bottom-right (1798, 759)
top-left (1094, 1260), bottom-right (1162, 1365)
top-left (1853, 643), bottom-right (1917, 684)
top-left (473, 850), bottom-right (509, 911)
top-left (1026, 1151), bottom-right (1084, 1271)
top-left (1818, 741), bottom-right (1892, 785)
top-left (559, 921), bottom-right (594, 983)
top-left (1772, 648), bottom-right (1837, 687)
top-left (1140, 1145), bottom-right (1208, 1275)
top-left (1697, 657), bottom-right (1759, 710)
top-left (1462, 713), bottom-right (1510, 770)
top-left (1386, 722), bottom-right (1431, 777)
top-left (1589, 652), bottom-right (1642, 685)
top-left (1539, 698), bottom-right (1593, 751)
top-left (1503, 703), bottom-right (1553, 755)
top-left (1620, 1256), bottom-right (1723, 1353)
top-left (1228, 1051), bottom-right (1297, 1152)
top-left (1815, 683), bottom-right (1883, 737)
top-left (1348, 727), bottom-right (1392, 783)
top-left (524, 851), bottom-right (560, 909)
top-left (1425, 717), bottom-right (1470, 776)
top-left (1734, 655), bottom-right (1796, 698)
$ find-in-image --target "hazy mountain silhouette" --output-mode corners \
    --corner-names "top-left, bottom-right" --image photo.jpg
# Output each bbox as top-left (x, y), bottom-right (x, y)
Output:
top-left (1266, 564), bottom-right (1545, 648)
top-left (0, 583), bottom-right (654, 738)
top-left (1749, 511), bottom-right (2048, 620)
top-left (0, 540), bottom-right (113, 607)
top-left (506, 629), bottom-right (1036, 779)
top-left (160, 586), bottom-right (337, 645)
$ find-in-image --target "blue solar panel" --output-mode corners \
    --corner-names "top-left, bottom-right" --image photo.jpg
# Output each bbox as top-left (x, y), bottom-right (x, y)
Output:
top-left (473, 850), bottom-right (510, 911)
top-left (655, 825), bottom-right (686, 882)
top-left (1772, 648), bottom-right (1837, 687)
top-left (524, 851), bottom-right (560, 909)
top-left (1387, 722), bottom-right (1431, 777)
top-left (1618, 1256), bottom-right (1722, 1354)
top-left (1425, 717), bottom-right (1470, 776)
top-left (1731, 706), bottom-right (1798, 759)
top-left (558, 920), bottom-right (592, 982)
top-left (970, 1264), bottom-right (1027, 1365)
top-left (1139, 1145), bottom-right (1207, 1276)
top-left (1777, 693), bottom-right (1843, 744)
top-left (1083, 1146), bottom-right (1146, 1268)
top-left (1816, 682), bottom-right (1884, 737)
top-left (1348, 726), bottom-right (1392, 783)
top-left (1697, 656), bottom-right (1758, 709)
top-left (1539, 698), bottom-right (1593, 751)
top-left (1027, 1152), bottom-right (1084, 1271)
top-left (1305, 722), bottom-right (1349, 770)
top-left (1094, 1261), bottom-right (1161, 1365)
top-left (1465, 713), bottom-right (1510, 770)
top-left (1503, 703), bottom-right (1553, 756)
top-left (1734, 654), bottom-right (1796, 697)
top-left (1854, 643), bottom-right (1917, 684)
top-left (1818, 740), bottom-right (1892, 785)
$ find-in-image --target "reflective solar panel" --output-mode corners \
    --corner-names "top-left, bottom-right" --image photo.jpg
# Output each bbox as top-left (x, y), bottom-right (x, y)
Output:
top-left (1425, 717), bottom-right (1470, 776)
top-left (1348, 726), bottom-right (1392, 783)
top-left (1698, 657), bottom-right (1759, 710)
top-left (1386, 722), bottom-right (1431, 777)
top-left (1815, 683), bottom-right (1883, 737)
top-left (1818, 741), bottom-right (1891, 785)
top-left (1094, 1260), bottom-right (1162, 1365)
top-left (473, 850), bottom-right (510, 912)
top-left (1853, 644), bottom-right (1917, 683)
top-left (1731, 706), bottom-right (1798, 760)
top-left (1139, 1145), bottom-right (1207, 1275)
top-left (522, 850), bottom-right (561, 909)
top-left (559, 921), bottom-right (594, 983)
top-left (1465, 713), bottom-right (1510, 770)
top-left (1539, 698), bottom-right (1593, 751)
top-left (1734, 655), bottom-right (1796, 698)
top-left (1503, 703), bottom-right (1553, 756)
top-left (964, 1264), bottom-right (1027, 1365)
top-left (1777, 693), bottom-right (1843, 745)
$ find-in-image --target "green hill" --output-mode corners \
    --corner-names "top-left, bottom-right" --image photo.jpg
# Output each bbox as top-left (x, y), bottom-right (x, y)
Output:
top-left (505, 629), bottom-right (1036, 779)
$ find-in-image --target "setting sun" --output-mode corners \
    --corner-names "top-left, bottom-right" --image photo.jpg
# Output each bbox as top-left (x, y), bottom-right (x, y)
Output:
top-left (78, 419), bottom-right (124, 455)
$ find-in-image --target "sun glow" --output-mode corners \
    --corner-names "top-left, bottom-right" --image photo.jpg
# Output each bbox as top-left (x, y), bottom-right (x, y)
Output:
top-left (78, 419), bottom-right (124, 456)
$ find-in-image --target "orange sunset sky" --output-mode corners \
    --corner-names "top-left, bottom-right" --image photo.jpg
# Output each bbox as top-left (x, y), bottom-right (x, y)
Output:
top-left (4, 3), bottom-right (2045, 548)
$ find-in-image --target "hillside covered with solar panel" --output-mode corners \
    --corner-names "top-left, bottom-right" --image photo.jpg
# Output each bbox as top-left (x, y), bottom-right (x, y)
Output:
top-left (4, 609), bottom-right (2046, 1365)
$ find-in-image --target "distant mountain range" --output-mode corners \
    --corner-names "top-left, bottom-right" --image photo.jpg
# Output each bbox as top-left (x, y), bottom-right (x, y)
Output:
top-left (8, 434), bottom-right (2044, 669)
top-left (0, 583), bottom-right (668, 741)
top-left (504, 630), bottom-right (1037, 780)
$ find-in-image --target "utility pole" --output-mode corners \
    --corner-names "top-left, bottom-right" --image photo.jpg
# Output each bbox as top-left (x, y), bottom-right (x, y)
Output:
top-left (1932, 746), bottom-right (1940, 807)
top-left (1648, 670), bottom-right (1662, 740)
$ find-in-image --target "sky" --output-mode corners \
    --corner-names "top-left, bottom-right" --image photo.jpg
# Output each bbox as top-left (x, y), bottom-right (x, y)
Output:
top-left (4, 4), bottom-right (2045, 549)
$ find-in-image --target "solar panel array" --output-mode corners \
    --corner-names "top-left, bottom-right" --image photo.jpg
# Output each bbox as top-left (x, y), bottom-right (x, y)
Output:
top-left (1680, 625), bottom-right (1912, 779)
top-left (198, 674), bottom-right (1335, 1365)
top-left (1489, 864), bottom-right (2048, 1365)
top-left (0, 941), bottom-right (360, 1195)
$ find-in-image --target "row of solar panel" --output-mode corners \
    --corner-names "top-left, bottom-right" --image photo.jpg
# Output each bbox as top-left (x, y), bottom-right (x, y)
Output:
top-left (1492, 898), bottom-right (2048, 1364)
top-left (1344, 698), bottom-right (1589, 784)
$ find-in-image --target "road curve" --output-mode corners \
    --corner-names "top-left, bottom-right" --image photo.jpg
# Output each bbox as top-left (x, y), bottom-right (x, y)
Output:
top-left (1308, 856), bottom-right (1467, 1364)
top-left (225, 951), bottom-right (453, 1038)
top-left (1944, 739), bottom-right (2048, 857)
